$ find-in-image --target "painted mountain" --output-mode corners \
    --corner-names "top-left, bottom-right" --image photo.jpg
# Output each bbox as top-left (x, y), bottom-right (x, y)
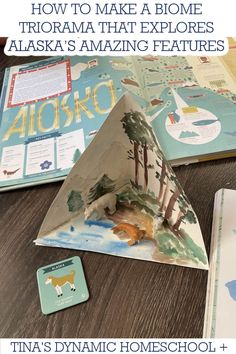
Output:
top-left (36, 93), bottom-right (208, 270)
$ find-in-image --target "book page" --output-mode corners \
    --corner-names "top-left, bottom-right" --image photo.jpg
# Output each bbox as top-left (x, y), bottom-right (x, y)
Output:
top-left (186, 55), bottom-right (236, 94)
top-left (0, 56), bottom-right (135, 190)
top-left (0, 144), bottom-right (25, 181)
top-left (0, 130), bottom-right (85, 183)
top-left (8, 60), bottom-right (72, 108)
top-left (132, 52), bottom-right (236, 163)
top-left (25, 137), bottom-right (55, 176)
top-left (204, 189), bottom-right (236, 337)
top-left (108, 56), bottom-right (145, 104)
top-left (219, 38), bottom-right (236, 83)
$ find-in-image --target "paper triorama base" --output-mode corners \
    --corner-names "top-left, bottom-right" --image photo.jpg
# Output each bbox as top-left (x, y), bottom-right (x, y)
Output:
top-left (36, 94), bottom-right (208, 270)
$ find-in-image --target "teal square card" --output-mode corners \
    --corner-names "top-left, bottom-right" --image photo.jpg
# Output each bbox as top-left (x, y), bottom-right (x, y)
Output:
top-left (37, 256), bottom-right (89, 315)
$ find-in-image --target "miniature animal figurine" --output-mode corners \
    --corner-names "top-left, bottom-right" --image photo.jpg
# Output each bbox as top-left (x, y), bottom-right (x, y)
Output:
top-left (45, 270), bottom-right (76, 297)
top-left (112, 223), bottom-right (146, 246)
top-left (84, 193), bottom-right (117, 220)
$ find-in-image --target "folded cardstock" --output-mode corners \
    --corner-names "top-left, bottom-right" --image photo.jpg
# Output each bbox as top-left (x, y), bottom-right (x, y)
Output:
top-left (36, 93), bottom-right (208, 270)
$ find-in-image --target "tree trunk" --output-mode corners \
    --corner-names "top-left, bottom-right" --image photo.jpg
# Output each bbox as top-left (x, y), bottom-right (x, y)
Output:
top-left (164, 187), bottom-right (180, 220)
top-left (173, 214), bottom-right (185, 231)
top-left (133, 141), bottom-right (139, 186)
top-left (143, 143), bottom-right (148, 192)
top-left (158, 160), bottom-right (166, 202)
top-left (160, 178), bottom-right (169, 212)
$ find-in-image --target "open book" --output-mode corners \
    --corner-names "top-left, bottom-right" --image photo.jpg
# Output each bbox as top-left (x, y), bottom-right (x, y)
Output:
top-left (36, 94), bottom-right (208, 270)
top-left (204, 188), bottom-right (236, 337)
top-left (1, 43), bottom-right (236, 190)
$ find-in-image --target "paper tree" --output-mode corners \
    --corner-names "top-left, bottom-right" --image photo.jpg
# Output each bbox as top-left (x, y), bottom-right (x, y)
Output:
top-left (36, 93), bottom-right (208, 270)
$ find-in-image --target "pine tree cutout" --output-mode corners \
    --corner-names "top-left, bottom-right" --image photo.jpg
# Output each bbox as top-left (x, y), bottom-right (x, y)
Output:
top-left (67, 190), bottom-right (84, 212)
top-left (88, 174), bottom-right (115, 204)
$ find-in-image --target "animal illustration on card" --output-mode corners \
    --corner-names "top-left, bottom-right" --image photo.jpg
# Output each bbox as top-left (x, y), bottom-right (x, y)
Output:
top-left (45, 270), bottom-right (76, 297)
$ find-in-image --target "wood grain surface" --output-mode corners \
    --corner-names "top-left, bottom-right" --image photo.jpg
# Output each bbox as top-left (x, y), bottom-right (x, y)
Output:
top-left (0, 47), bottom-right (236, 338)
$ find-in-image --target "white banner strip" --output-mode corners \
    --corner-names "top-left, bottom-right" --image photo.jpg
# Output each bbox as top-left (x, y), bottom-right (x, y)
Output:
top-left (0, 0), bottom-right (236, 55)
top-left (0, 338), bottom-right (236, 354)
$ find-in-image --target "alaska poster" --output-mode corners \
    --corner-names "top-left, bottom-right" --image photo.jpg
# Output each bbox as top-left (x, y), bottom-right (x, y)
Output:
top-left (0, 56), bottom-right (127, 190)
top-left (36, 94), bottom-right (208, 270)
top-left (1, 44), bottom-right (236, 190)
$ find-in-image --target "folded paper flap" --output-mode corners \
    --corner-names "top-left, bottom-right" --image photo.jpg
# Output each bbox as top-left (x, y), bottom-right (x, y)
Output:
top-left (39, 93), bottom-right (133, 236)
top-left (38, 93), bottom-right (208, 270)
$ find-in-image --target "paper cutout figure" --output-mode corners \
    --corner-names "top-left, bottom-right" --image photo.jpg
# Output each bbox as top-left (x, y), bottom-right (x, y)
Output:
top-left (36, 93), bottom-right (208, 270)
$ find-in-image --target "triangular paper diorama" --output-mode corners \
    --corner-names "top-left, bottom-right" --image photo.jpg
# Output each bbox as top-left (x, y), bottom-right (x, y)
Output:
top-left (36, 93), bottom-right (208, 270)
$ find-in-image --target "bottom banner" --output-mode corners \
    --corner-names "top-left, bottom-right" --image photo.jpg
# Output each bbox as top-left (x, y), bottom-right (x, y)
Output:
top-left (0, 339), bottom-right (235, 354)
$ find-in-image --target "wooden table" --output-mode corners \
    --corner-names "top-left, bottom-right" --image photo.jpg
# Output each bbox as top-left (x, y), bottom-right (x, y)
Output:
top-left (0, 47), bottom-right (236, 338)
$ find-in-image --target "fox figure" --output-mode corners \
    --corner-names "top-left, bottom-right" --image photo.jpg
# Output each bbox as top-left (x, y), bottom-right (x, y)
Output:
top-left (112, 223), bottom-right (146, 246)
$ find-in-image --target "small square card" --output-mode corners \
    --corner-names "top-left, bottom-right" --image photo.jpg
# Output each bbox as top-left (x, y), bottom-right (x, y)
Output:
top-left (37, 256), bottom-right (89, 315)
